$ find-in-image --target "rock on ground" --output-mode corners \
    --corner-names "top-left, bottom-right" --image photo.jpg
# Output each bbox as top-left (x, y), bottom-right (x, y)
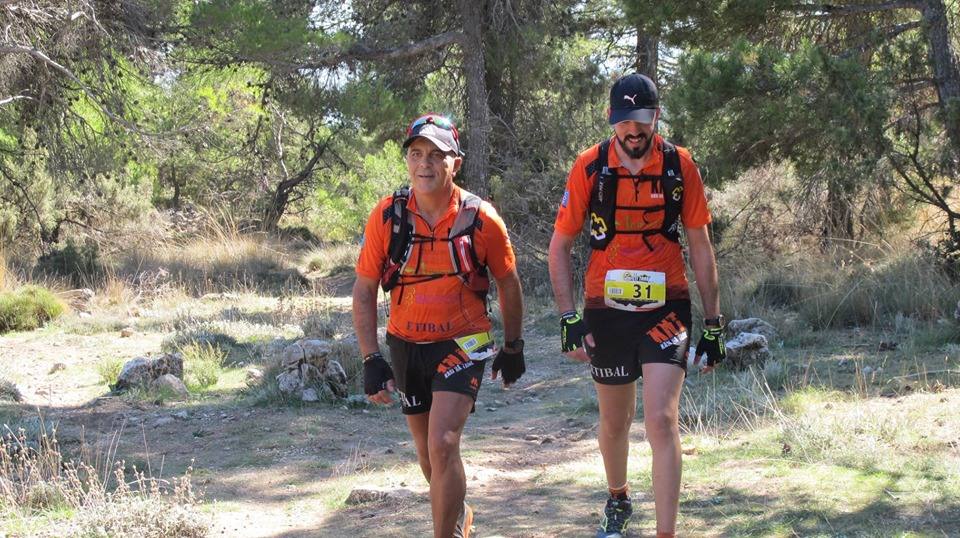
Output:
top-left (116, 357), bottom-right (153, 390)
top-left (151, 374), bottom-right (189, 400)
top-left (345, 487), bottom-right (415, 505)
top-left (114, 353), bottom-right (185, 392)
top-left (726, 318), bottom-right (777, 341)
top-left (273, 338), bottom-right (347, 401)
top-left (245, 367), bottom-right (264, 384)
top-left (726, 332), bottom-right (771, 370)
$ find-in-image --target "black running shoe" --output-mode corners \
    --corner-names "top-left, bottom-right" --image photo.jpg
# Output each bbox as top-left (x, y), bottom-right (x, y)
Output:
top-left (453, 501), bottom-right (474, 538)
top-left (596, 496), bottom-right (633, 538)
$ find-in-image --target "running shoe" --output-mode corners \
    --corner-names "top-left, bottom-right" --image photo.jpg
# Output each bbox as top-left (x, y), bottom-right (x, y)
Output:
top-left (596, 496), bottom-right (633, 538)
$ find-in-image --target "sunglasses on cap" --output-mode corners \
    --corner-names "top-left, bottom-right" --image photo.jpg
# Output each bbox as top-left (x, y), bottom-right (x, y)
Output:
top-left (407, 114), bottom-right (460, 142)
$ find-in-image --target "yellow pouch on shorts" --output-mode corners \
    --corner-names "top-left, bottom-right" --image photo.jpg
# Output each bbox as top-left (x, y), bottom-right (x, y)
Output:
top-left (603, 269), bottom-right (666, 312)
top-left (454, 331), bottom-right (496, 361)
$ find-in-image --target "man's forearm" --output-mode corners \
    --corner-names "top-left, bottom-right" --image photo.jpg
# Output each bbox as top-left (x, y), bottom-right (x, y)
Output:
top-left (548, 233), bottom-right (577, 313)
top-left (496, 271), bottom-right (524, 342)
top-left (688, 232), bottom-right (720, 319)
top-left (352, 280), bottom-right (381, 357)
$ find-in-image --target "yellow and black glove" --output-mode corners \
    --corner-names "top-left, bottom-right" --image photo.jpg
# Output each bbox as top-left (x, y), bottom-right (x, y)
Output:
top-left (560, 311), bottom-right (589, 353)
top-left (694, 327), bottom-right (726, 367)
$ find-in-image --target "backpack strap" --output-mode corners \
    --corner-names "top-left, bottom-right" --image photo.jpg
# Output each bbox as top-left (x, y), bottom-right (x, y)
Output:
top-left (448, 189), bottom-right (489, 295)
top-left (381, 186), bottom-right (414, 292)
top-left (588, 139), bottom-right (617, 249)
top-left (386, 187), bottom-right (412, 264)
top-left (659, 141), bottom-right (683, 243)
top-left (449, 190), bottom-right (483, 238)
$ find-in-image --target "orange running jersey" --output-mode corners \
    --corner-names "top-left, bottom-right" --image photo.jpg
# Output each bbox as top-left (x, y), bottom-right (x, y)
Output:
top-left (356, 185), bottom-right (516, 342)
top-left (554, 134), bottom-right (711, 308)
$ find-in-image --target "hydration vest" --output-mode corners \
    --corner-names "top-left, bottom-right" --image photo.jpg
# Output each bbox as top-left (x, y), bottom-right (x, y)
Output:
top-left (380, 187), bottom-right (489, 297)
top-left (587, 138), bottom-right (684, 251)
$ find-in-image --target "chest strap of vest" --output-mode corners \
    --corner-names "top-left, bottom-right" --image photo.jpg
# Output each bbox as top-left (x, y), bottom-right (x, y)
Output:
top-left (587, 139), bottom-right (684, 250)
top-left (380, 188), bottom-right (489, 300)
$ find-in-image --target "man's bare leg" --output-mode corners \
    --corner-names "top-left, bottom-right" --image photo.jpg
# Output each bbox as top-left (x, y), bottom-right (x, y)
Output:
top-left (406, 412), bottom-right (432, 481)
top-left (640, 362), bottom-right (685, 534)
top-left (427, 391), bottom-right (474, 538)
top-left (595, 381), bottom-right (638, 490)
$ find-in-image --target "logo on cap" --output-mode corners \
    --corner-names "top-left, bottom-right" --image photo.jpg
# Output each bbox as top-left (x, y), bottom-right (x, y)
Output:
top-left (623, 94), bottom-right (638, 105)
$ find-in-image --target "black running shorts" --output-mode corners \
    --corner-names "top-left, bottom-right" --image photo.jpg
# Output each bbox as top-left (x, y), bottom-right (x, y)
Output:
top-left (583, 300), bottom-right (692, 385)
top-left (385, 333), bottom-right (486, 415)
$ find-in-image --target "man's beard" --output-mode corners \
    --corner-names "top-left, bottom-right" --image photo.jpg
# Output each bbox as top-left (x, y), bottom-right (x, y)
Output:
top-left (617, 133), bottom-right (653, 159)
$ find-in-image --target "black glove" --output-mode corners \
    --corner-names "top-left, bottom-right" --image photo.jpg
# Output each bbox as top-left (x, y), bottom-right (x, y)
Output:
top-left (560, 311), bottom-right (589, 353)
top-left (694, 327), bottom-right (726, 367)
top-left (492, 343), bottom-right (525, 385)
top-left (363, 352), bottom-right (395, 395)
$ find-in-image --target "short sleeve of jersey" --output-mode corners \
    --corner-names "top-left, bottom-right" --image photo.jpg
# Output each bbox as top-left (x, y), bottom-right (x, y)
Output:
top-left (355, 197), bottom-right (391, 280)
top-left (554, 147), bottom-right (597, 237)
top-left (678, 149), bottom-right (712, 229)
top-left (475, 202), bottom-right (516, 280)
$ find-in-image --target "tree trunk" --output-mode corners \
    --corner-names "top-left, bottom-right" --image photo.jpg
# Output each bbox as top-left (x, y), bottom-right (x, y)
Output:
top-left (262, 139), bottom-right (327, 232)
top-left (170, 162), bottom-right (181, 210)
top-left (458, 0), bottom-right (491, 197)
top-left (263, 183), bottom-right (291, 232)
top-left (634, 28), bottom-right (659, 84)
top-left (825, 174), bottom-right (855, 240)
top-left (920, 0), bottom-right (960, 159)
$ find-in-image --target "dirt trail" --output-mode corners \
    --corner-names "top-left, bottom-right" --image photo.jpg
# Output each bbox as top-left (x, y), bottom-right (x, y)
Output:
top-left (4, 316), bottom-right (674, 537)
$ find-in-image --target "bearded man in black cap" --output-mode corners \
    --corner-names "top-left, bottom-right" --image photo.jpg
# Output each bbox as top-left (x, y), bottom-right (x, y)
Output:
top-left (548, 73), bottom-right (726, 537)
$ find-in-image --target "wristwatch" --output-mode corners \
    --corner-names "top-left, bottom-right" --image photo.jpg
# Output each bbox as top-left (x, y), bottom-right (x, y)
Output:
top-left (703, 315), bottom-right (725, 328)
top-left (362, 351), bottom-right (383, 363)
top-left (505, 338), bottom-right (524, 352)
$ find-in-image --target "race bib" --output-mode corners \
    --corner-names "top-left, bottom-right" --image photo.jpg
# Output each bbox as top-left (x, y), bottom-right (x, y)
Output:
top-left (604, 270), bottom-right (666, 312)
top-left (454, 331), bottom-right (496, 361)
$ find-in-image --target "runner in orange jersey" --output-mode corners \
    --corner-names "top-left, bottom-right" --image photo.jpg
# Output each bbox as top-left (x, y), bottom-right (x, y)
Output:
top-left (549, 74), bottom-right (726, 538)
top-left (353, 113), bottom-right (525, 538)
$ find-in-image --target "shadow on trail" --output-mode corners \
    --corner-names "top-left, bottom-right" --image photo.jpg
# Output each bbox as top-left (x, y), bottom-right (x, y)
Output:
top-left (311, 479), bottom-right (597, 538)
top-left (679, 484), bottom-right (960, 536)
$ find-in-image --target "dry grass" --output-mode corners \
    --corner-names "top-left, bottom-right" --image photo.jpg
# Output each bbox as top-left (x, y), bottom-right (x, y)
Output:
top-left (703, 239), bottom-right (960, 332)
top-left (0, 418), bottom-right (208, 537)
top-left (678, 362), bottom-right (787, 437)
top-left (0, 250), bottom-right (19, 293)
top-left (705, 160), bottom-right (960, 331)
top-left (302, 243), bottom-right (359, 275)
top-left (97, 272), bottom-right (139, 308)
top-left (114, 211), bottom-right (306, 297)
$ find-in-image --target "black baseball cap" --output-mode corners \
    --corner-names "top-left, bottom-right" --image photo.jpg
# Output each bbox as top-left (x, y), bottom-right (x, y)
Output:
top-left (608, 73), bottom-right (659, 125)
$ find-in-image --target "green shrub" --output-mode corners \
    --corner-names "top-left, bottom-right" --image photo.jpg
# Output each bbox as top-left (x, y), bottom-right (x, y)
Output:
top-left (96, 357), bottom-right (124, 386)
top-left (0, 285), bottom-right (65, 333)
top-left (181, 343), bottom-right (226, 392)
top-left (34, 240), bottom-right (105, 287)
